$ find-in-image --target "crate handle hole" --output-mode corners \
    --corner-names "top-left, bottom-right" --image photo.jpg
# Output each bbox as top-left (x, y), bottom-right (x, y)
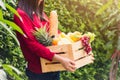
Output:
top-left (56, 52), bottom-right (65, 54)
top-left (75, 47), bottom-right (84, 52)
top-left (46, 62), bottom-right (60, 65)
top-left (75, 54), bottom-right (91, 61)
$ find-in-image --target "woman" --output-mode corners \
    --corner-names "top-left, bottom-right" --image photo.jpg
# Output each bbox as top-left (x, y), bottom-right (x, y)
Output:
top-left (14, 0), bottom-right (76, 80)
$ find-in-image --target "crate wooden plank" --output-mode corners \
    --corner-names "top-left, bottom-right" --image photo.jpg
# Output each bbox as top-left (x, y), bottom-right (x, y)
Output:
top-left (40, 58), bottom-right (65, 72)
top-left (72, 41), bottom-right (88, 60)
top-left (75, 54), bottom-right (94, 69)
top-left (47, 44), bottom-right (71, 53)
top-left (73, 49), bottom-right (87, 60)
top-left (47, 44), bottom-right (74, 60)
top-left (72, 41), bottom-right (83, 51)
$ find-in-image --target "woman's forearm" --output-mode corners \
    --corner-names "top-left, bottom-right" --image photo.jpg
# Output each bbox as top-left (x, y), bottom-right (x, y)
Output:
top-left (52, 54), bottom-right (64, 63)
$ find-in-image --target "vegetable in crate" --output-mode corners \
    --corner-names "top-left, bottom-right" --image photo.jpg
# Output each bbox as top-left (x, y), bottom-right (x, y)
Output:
top-left (49, 10), bottom-right (58, 38)
top-left (81, 32), bottom-right (96, 54)
top-left (33, 27), bottom-right (53, 46)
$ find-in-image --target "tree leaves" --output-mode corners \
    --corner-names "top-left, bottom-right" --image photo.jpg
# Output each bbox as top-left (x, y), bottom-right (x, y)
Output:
top-left (2, 64), bottom-right (23, 80)
top-left (0, 0), bottom-right (6, 10)
top-left (0, 1), bottom-right (25, 36)
top-left (5, 3), bottom-right (20, 19)
top-left (1, 19), bottom-right (24, 36)
top-left (0, 9), bottom-right (3, 20)
top-left (0, 1), bottom-right (26, 45)
top-left (0, 22), bottom-right (19, 45)
top-left (95, 0), bottom-right (113, 16)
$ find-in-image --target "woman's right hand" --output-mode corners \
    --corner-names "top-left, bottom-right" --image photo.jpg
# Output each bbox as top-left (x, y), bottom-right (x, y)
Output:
top-left (53, 54), bottom-right (76, 72)
top-left (60, 57), bottom-right (76, 72)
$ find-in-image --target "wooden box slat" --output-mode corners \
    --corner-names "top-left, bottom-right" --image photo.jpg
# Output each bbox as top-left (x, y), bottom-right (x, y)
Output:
top-left (40, 58), bottom-right (65, 72)
top-left (75, 54), bottom-right (93, 68)
top-left (73, 50), bottom-right (87, 60)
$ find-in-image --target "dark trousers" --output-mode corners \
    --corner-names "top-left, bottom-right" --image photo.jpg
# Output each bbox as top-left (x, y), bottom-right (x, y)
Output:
top-left (25, 69), bottom-right (60, 80)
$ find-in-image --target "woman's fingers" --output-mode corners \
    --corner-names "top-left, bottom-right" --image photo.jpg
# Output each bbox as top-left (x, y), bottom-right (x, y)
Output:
top-left (70, 61), bottom-right (76, 68)
top-left (66, 60), bottom-right (76, 72)
top-left (66, 66), bottom-right (76, 72)
top-left (70, 60), bottom-right (76, 65)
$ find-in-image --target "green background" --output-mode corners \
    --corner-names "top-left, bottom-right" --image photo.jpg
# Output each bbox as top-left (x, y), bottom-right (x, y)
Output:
top-left (0, 0), bottom-right (120, 80)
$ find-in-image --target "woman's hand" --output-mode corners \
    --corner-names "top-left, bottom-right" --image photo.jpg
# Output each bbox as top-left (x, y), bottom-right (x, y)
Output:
top-left (53, 54), bottom-right (76, 72)
top-left (60, 57), bottom-right (76, 72)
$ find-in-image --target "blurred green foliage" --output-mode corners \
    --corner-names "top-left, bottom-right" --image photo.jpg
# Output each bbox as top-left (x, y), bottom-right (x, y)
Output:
top-left (0, 0), bottom-right (120, 80)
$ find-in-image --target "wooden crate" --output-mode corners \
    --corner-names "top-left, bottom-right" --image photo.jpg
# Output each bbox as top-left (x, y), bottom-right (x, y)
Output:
top-left (40, 41), bottom-right (94, 73)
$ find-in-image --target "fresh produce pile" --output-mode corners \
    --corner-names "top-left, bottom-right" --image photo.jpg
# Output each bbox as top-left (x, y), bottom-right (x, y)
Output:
top-left (33, 10), bottom-right (95, 54)
top-left (33, 27), bottom-right (95, 54)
